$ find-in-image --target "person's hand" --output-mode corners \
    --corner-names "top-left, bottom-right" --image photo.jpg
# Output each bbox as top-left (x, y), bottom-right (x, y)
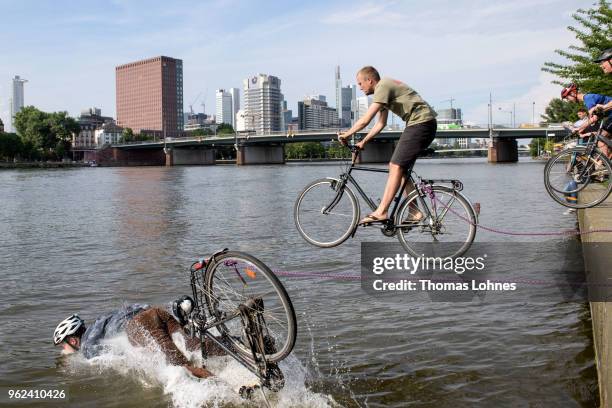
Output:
top-left (184, 365), bottom-right (213, 378)
top-left (337, 132), bottom-right (350, 145)
top-left (589, 104), bottom-right (604, 115)
top-left (355, 140), bottom-right (366, 151)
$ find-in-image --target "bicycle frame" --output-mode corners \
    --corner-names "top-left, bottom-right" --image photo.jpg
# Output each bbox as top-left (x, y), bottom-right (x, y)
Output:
top-left (186, 251), bottom-right (273, 385)
top-left (567, 119), bottom-right (611, 184)
top-left (328, 146), bottom-right (464, 230)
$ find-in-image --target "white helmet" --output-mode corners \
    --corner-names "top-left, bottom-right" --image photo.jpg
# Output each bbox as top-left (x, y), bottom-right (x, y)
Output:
top-left (53, 314), bottom-right (85, 345)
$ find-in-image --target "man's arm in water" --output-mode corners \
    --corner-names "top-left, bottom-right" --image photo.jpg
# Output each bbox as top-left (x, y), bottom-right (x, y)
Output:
top-left (126, 308), bottom-right (213, 378)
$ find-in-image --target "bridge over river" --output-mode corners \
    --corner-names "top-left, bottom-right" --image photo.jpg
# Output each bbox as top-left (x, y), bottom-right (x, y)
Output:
top-left (92, 127), bottom-right (567, 166)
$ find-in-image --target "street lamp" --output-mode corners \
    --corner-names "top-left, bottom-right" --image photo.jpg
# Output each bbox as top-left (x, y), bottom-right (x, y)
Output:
top-left (498, 108), bottom-right (512, 127)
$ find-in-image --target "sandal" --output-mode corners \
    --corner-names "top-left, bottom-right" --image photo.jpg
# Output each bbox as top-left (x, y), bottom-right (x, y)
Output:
top-left (359, 213), bottom-right (389, 225)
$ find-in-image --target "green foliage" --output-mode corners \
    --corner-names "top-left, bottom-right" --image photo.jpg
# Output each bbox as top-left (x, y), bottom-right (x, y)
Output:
top-left (327, 141), bottom-right (351, 159)
top-left (542, 0), bottom-right (612, 95)
top-left (216, 123), bottom-right (235, 134)
top-left (191, 128), bottom-right (214, 137)
top-left (285, 142), bottom-right (326, 159)
top-left (529, 138), bottom-right (556, 157)
top-left (541, 99), bottom-right (583, 123)
top-left (13, 106), bottom-right (79, 159)
top-left (121, 128), bottom-right (135, 142)
top-left (0, 132), bottom-right (23, 160)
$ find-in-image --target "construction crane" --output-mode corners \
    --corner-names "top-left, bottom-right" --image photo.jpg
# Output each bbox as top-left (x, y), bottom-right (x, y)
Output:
top-left (189, 91), bottom-right (203, 115)
top-left (440, 98), bottom-right (456, 109)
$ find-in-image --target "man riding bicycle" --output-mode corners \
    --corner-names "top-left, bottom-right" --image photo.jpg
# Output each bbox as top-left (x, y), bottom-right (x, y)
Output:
top-left (338, 66), bottom-right (437, 225)
top-left (561, 83), bottom-right (611, 160)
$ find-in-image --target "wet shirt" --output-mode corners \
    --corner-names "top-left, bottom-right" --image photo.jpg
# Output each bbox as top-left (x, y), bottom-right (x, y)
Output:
top-left (372, 77), bottom-right (437, 126)
top-left (80, 303), bottom-right (149, 359)
top-left (583, 93), bottom-right (612, 122)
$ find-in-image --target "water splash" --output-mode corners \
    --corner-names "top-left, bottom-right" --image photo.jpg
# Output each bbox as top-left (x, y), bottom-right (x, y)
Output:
top-left (63, 333), bottom-right (334, 407)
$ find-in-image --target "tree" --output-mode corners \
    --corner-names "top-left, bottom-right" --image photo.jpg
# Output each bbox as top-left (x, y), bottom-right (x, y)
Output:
top-left (121, 128), bottom-right (134, 143)
top-left (542, 0), bottom-right (612, 93)
top-left (216, 123), bottom-right (235, 134)
top-left (0, 132), bottom-right (23, 160)
top-left (14, 106), bottom-right (54, 151)
top-left (191, 128), bottom-right (213, 137)
top-left (541, 1), bottom-right (611, 123)
top-left (13, 106), bottom-right (79, 159)
top-left (540, 99), bottom-right (582, 123)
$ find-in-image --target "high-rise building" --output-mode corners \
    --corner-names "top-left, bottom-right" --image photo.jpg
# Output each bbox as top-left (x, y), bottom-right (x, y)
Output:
top-left (340, 86), bottom-right (353, 128)
top-left (298, 96), bottom-right (339, 130)
top-left (281, 99), bottom-right (292, 131)
top-left (355, 96), bottom-right (374, 130)
top-left (115, 56), bottom-right (184, 138)
top-left (10, 75), bottom-right (27, 132)
top-left (243, 74), bottom-right (282, 134)
top-left (335, 66), bottom-right (342, 124)
top-left (229, 88), bottom-right (240, 129)
top-left (350, 85), bottom-right (357, 126)
top-left (215, 89), bottom-right (233, 126)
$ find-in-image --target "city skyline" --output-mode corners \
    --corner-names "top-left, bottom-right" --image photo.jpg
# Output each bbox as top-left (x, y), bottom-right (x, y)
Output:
top-left (0, 0), bottom-right (592, 129)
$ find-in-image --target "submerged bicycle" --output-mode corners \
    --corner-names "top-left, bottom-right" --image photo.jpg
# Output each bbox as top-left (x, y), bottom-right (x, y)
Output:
top-left (294, 145), bottom-right (478, 258)
top-left (544, 116), bottom-right (612, 209)
top-left (181, 249), bottom-right (297, 399)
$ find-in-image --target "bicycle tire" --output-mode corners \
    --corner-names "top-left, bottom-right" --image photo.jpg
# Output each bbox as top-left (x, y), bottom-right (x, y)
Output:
top-left (294, 178), bottom-right (360, 248)
top-left (203, 251), bottom-right (297, 364)
top-left (396, 185), bottom-right (477, 258)
top-left (544, 147), bottom-right (612, 209)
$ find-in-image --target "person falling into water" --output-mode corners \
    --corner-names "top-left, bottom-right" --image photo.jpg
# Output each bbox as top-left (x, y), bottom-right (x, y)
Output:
top-left (338, 66), bottom-right (437, 225)
top-left (53, 298), bottom-right (224, 378)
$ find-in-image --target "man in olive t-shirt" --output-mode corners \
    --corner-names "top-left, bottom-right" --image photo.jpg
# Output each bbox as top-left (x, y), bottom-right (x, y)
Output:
top-left (338, 66), bottom-right (437, 225)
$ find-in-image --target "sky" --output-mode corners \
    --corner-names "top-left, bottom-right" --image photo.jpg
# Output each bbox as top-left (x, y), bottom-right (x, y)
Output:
top-left (0, 0), bottom-right (596, 129)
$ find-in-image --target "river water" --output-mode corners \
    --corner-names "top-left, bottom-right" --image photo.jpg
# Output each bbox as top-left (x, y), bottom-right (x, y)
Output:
top-left (0, 158), bottom-right (598, 407)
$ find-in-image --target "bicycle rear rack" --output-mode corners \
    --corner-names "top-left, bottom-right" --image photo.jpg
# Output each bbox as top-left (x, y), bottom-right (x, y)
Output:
top-left (422, 179), bottom-right (464, 191)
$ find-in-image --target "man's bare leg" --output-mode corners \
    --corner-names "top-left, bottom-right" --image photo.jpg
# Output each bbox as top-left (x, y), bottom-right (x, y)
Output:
top-left (365, 162), bottom-right (406, 220)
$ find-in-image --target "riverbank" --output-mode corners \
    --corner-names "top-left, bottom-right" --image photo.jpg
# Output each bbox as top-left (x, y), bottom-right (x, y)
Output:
top-left (0, 161), bottom-right (90, 169)
top-left (578, 186), bottom-right (612, 408)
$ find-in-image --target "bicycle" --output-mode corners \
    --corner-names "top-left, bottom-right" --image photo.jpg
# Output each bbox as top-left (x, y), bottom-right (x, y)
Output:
top-left (182, 248), bottom-right (297, 398)
top-left (294, 145), bottom-right (478, 258)
top-left (544, 116), bottom-right (612, 209)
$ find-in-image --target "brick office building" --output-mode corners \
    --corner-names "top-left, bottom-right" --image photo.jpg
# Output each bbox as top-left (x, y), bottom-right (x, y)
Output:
top-left (116, 56), bottom-right (184, 138)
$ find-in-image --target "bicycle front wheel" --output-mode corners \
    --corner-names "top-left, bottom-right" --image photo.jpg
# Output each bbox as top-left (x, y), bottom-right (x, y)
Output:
top-left (294, 178), bottom-right (360, 247)
top-left (203, 251), bottom-right (297, 363)
top-left (396, 186), bottom-right (476, 258)
top-left (544, 147), bottom-right (612, 209)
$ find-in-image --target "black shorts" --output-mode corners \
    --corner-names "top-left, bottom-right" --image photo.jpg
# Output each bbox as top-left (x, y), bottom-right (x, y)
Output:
top-left (390, 119), bottom-right (437, 169)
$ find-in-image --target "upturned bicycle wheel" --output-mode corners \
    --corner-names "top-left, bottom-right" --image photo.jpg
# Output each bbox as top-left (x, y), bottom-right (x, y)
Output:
top-left (544, 147), bottom-right (611, 208)
top-left (202, 251), bottom-right (296, 363)
top-left (396, 186), bottom-right (476, 258)
top-left (294, 178), bottom-right (360, 247)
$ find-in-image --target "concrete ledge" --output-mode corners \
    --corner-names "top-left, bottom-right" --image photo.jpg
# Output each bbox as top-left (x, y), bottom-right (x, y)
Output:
top-left (578, 185), bottom-right (612, 407)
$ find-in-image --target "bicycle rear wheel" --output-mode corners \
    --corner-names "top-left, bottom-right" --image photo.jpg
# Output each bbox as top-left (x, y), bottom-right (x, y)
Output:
top-left (202, 251), bottom-right (296, 363)
top-left (396, 186), bottom-right (476, 258)
top-left (294, 178), bottom-right (360, 247)
top-left (544, 147), bottom-right (611, 208)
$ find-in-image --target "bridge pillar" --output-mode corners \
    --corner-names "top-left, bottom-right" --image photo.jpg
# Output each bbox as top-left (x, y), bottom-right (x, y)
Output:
top-left (357, 140), bottom-right (395, 163)
top-left (168, 147), bottom-right (215, 165)
top-left (164, 147), bottom-right (173, 166)
top-left (488, 138), bottom-right (518, 163)
top-left (236, 144), bottom-right (285, 165)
